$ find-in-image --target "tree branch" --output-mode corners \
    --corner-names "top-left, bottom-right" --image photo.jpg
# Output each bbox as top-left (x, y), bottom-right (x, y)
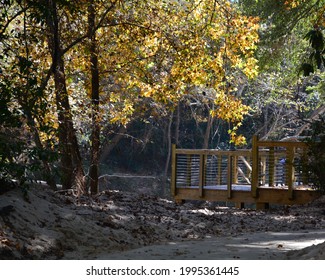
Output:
top-left (0, 7), bottom-right (28, 36)
top-left (61, 0), bottom-right (118, 55)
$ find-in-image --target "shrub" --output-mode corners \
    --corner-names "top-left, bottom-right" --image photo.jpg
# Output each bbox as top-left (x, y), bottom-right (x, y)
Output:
top-left (305, 117), bottom-right (325, 193)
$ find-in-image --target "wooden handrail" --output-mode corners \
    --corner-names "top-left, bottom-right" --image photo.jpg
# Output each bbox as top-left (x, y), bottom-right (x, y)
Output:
top-left (175, 149), bottom-right (251, 156)
top-left (257, 140), bottom-right (307, 148)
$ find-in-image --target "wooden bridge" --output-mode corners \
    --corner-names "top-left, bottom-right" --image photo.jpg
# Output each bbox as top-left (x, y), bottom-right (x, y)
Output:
top-left (171, 136), bottom-right (320, 209)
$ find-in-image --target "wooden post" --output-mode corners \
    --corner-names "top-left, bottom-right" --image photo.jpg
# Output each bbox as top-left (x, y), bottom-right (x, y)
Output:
top-left (286, 146), bottom-right (295, 200)
top-left (227, 154), bottom-right (232, 199)
top-left (269, 147), bottom-right (275, 187)
top-left (251, 135), bottom-right (259, 198)
top-left (171, 144), bottom-right (177, 196)
top-left (233, 155), bottom-right (238, 184)
top-left (199, 153), bottom-right (205, 198)
top-left (217, 155), bottom-right (222, 185)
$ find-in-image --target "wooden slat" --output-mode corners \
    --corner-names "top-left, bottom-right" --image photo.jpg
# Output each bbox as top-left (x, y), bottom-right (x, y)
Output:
top-left (176, 149), bottom-right (251, 157)
top-left (238, 167), bottom-right (251, 184)
top-left (175, 187), bottom-right (320, 205)
top-left (239, 156), bottom-right (252, 172)
top-left (176, 149), bottom-right (220, 155)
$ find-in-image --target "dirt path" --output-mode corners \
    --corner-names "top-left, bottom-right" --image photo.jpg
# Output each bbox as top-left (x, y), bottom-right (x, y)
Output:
top-left (96, 229), bottom-right (325, 260)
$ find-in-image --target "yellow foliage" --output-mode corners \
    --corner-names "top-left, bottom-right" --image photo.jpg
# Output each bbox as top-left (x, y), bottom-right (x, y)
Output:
top-left (90, 0), bottom-right (259, 143)
top-left (24, 0), bottom-right (259, 145)
top-left (211, 91), bottom-right (251, 146)
top-left (315, 4), bottom-right (325, 27)
top-left (284, 0), bottom-right (305, 9)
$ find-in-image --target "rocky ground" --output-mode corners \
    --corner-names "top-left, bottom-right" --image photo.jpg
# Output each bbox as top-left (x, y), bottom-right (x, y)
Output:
top-left (0, 183), bottom-right (325, 260)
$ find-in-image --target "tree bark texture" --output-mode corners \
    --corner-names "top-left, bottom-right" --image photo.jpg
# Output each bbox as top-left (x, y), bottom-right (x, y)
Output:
top-left (88, 1), bottom-right (100, 195)
top-left (46, 0), bottom-right (85, 191)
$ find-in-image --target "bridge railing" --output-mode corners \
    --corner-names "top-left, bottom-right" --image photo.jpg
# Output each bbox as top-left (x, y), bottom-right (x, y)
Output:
top-left (171, 148), bottom-right (252, 198)
top-left (251, 135), bottom-right (309, 199)
top-left (171, 136), bottom-right (310, 200)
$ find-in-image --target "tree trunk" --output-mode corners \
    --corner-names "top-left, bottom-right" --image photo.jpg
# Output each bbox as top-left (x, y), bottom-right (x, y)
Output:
top-left (88, 1), bottom-right (100, 195)
top-left (175, 103), bottom-right (180, 146)
top-left (26, 112), bottom-right (57, 189)
top-left (164, 111), bottom-right (174, 178)
top-left (161, 111), bottom-right (174, 197)
top-left (46, 0), bottom-right (85, 191)
top-left (203, 110), bottom-right (213, 149)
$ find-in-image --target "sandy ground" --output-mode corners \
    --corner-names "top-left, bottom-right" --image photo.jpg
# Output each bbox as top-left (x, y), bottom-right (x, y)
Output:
top-left (97, 230), bottom-right (325, 260)
top-left (1, 184), bottom-right (325, 260)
